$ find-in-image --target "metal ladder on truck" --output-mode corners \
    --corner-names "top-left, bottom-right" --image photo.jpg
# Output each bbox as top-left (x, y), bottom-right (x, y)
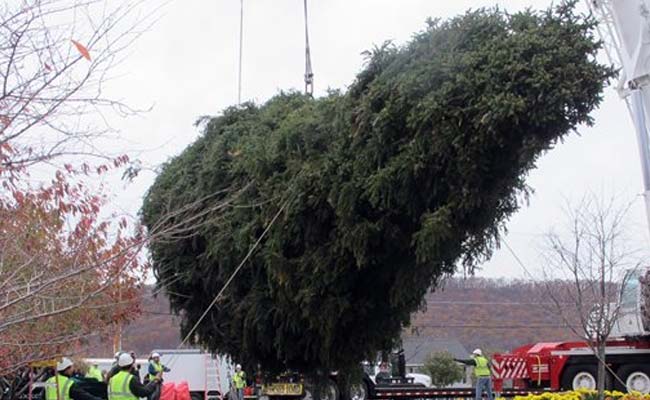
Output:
top-left (204, 354), bottom-right (223, 400)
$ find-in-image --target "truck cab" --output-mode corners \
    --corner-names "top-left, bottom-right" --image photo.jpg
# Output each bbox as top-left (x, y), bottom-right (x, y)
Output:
top-left (611, 268), bottom-right (649, 337)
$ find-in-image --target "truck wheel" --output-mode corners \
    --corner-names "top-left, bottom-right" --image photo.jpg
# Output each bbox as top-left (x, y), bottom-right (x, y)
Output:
top-left (561, 365), bottom-right (609, 390)
top-left (326, 380), bottom-right (339, 400)
top-left (617, 364), bottom-right (650, 394)
top-left (303, 380), bottom-right (339, 400)
top-left (349, 382), bottom-right (368, 400)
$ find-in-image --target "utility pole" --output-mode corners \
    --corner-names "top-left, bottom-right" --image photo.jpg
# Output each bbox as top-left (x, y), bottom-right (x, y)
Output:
top-left (113, 275), bottom-right (122, 353)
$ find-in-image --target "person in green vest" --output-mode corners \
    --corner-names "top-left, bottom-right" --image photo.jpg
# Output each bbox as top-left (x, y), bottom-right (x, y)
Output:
top-left (45, 358), bottom-right (103, 400)
top-left (84, 363), bottom-right (103, 382)
top-left (147, 352), bottom-right (170, 382)
top-left (454, 349), bottom-right (493, 400)
top-left (231, 364), bottom-right (246, 400)
top-left (108, 353), bottom-right (161, 400)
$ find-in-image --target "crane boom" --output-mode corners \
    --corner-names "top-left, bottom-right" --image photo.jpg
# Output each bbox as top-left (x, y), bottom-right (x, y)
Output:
top-left (587, 0), bottom-right (650, 236)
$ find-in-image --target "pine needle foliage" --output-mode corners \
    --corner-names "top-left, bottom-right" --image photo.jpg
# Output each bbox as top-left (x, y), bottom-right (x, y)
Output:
top-left (142, 2), bottom-right (614, 375)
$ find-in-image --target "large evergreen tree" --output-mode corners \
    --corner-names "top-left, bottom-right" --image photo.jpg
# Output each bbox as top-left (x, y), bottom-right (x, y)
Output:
top-left (142, 3), bottom-right (613, 375)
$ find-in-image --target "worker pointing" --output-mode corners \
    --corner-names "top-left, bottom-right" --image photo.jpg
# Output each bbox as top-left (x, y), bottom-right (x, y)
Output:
top-left (454, 349), bottom-right (493, 400)
top-left (45, 358), bottom-right (102, 400)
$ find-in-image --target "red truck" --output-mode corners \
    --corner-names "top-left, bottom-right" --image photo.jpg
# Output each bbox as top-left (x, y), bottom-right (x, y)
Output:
top-left (491, 269), bottom-right (650, 394)
top-left (492, 338), bottom-right (650, 393)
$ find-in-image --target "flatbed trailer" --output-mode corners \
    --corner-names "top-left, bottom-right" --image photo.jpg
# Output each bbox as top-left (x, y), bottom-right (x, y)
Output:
top-left (248, 371), bottom-right (555, 400)
top-left (257, 386), bottom-right (550, 400)
top-left (371, 386), bottom-right (548, 399)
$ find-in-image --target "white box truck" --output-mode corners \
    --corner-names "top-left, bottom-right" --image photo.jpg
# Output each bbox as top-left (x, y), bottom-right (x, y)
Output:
top-left (153, 349), bottom-right (233, 400)
top-left (87, 349), bottom-right (232, 400)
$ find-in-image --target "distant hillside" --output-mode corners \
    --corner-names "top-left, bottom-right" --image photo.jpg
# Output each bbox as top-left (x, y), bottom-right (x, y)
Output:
top-left (87, 286), bottom-right (182, 357)
top-left (90, 278), bottom-right (578, 357)
top-left (407, 277), bottom-right (576, 353)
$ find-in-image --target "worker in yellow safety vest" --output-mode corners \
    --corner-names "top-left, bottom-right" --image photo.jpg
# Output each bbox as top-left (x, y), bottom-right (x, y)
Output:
top-left (45, 358), bottom-right (102, 400)
top-left (454, 349), bottom-right (493, 400)
top-left (147, 352), bottom-right (171, 382)
top-left (84, 364), bottom-right (103, 382)
top-left (108, 353), bottom-right (161, 400)
top-left (232, 364), bottom-right (246, 400)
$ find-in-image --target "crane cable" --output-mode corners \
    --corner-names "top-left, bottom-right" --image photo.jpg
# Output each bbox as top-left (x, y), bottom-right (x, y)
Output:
top-left (303, 0), bottom-right (314, 96)
top-left (237, 0), bottom-right (244, 104)
top-left (237, 0), bottom-right (311, 100)
top-left (164, 197), bottom-right (291, 368)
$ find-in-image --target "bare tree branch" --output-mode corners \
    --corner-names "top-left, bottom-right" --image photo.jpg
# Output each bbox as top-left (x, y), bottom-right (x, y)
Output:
top-left (541, 193), bottom-right (644, 398)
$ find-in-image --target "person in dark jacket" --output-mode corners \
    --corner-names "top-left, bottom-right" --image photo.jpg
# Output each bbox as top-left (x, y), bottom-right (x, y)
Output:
top-left (45, 358), bottom-right (103, 400)
top-left (130, 351), bottom-right (142, 378)
top-left (105, 351), bottom-right (122, 383)
top-left (108, 353), bottom-right (161, 399)
top-left (375, 362), bottom-right (392, 384)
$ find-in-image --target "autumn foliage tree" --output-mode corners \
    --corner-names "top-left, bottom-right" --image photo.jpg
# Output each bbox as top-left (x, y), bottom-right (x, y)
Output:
top-left (0, 157), bottom-right (148, 374)
top-left (0, 0), bottom-right (155, 376)
top-left (142, 2), bottom-right (614, 376)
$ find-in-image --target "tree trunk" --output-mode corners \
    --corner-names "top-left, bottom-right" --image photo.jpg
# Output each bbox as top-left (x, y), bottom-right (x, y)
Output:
top-left (597, 343), bottom-right (606, 400)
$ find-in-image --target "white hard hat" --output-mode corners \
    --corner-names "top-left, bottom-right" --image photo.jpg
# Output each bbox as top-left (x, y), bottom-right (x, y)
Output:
top-left (236, 364), bottom-right (242, 370)
top-left (151, 352), bottom-right (161, 358)
top-left (472, 349), bottom-right (482, 356)
top-left (57, 357), bottom-right (74, 372)
top-left (118, 353), bottom-right (134, 367)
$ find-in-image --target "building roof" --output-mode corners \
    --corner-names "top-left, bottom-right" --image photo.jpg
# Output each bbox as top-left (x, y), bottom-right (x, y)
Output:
top-left (402, 336), bottom-right (469, 366)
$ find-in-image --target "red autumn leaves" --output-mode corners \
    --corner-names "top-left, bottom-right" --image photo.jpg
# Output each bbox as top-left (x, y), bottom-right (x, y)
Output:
top-left (0, 144), bottom-right (146, 373)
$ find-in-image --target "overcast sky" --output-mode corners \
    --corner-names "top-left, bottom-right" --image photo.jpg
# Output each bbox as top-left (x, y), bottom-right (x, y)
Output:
top-left (100, 0), bottom-right (648, 280)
